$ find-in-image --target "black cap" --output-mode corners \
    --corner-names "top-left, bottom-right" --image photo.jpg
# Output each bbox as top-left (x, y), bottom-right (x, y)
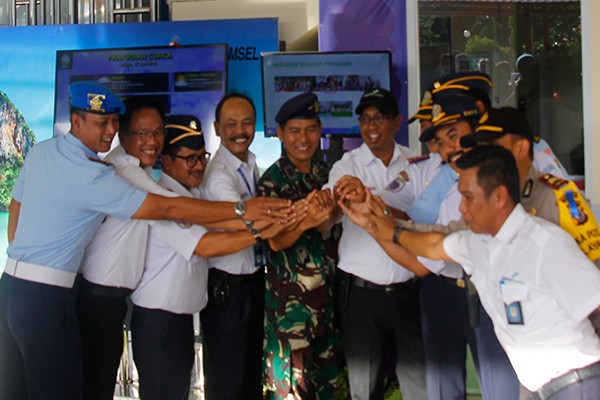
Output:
top-left (419, 94), bottom-right (480, 143)
top-left (275, 92), bottom-right (320, 125)
top-left (354, 88), bottom-right (399, 116)
top-left (460, 107), bottom-right (534, 148)
top-left (408, 89), bottom-right (433, 124)
top-left (431, 72), bottom-right (492, 102)
top-left (164, 115), bottom-right (204, 151)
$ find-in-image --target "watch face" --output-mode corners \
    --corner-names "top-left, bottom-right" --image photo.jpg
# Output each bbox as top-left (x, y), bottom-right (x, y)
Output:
top-left (234, 201), bottom-right (246, 216)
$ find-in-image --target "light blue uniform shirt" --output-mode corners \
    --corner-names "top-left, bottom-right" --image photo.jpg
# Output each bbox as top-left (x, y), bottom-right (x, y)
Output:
top-left (406, 163), bottom-right (457, 224)
top-left (8, 133), bottom-right (147, 274)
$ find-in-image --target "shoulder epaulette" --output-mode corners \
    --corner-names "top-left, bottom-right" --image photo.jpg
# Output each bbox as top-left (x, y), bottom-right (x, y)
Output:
top-left (538, 173), bottom-right (568, 190)
top-left (408, 154), bottom-right (430, 165)
top-left (88, 157), bottom-right (113, 167)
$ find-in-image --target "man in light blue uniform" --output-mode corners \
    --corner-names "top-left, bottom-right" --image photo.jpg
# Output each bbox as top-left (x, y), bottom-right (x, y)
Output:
top-left (1, 81), bottom-right (291, 400)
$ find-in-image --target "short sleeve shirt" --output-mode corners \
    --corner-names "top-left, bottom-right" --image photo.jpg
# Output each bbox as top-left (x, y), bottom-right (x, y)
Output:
top-left (8, 134), bottom-right (147, 274)
top-left (324, 143), bottom-right (416, 284)
top-left (131, 173), bottom-right (208, 314)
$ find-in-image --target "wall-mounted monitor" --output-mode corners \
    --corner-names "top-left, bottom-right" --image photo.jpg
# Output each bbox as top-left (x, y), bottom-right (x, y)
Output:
top-left (261, 50), bottom-right (392, 137)
top-left (54, 44), bottom-right (228, 144)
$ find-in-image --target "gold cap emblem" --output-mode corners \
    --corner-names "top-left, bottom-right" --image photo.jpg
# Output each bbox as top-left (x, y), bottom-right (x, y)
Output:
top-left (88, 93), bottom-right (106, 113)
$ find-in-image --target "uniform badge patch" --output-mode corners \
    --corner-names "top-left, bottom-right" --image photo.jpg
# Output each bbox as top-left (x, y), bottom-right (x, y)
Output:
top-left (505, 302), bottom-right (524, 325)
top-left (386, 171), bottom-right (409, 192)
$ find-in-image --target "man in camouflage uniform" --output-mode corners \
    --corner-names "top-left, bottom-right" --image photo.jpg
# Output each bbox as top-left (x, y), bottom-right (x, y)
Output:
top-left (257, 92), bottom-right (344, 399)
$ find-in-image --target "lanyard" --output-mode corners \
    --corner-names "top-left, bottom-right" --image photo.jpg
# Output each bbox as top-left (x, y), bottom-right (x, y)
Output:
top-left (237, 166), bottom-right (257, 197)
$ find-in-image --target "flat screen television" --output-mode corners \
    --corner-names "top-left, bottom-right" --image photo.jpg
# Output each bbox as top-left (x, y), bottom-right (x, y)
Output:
top-left (261, 50), bottom-right (392, 137)
top-left (53, 44), bottom-right (228, 146)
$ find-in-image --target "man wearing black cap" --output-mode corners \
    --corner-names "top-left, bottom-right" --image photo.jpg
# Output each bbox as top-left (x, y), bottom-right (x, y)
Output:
top-left (402, 95), bottom-right (520, 400)
top-left (2, 81), bottom-right (291, 399)
top-left (325, 88), bottom-right (427, 399)
top-left (200, 93), bottom-right (270, 400)
top-left (461, 107), bottom-right (600, 269)
top-left (130, 115), bottom-right (290, 400)
top-left (257, 92), bottom-right (344, 398)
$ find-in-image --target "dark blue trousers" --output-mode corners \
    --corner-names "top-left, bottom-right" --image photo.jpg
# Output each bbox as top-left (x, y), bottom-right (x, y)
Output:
top-left (131, 305), bottom-right (195, 400)
top-left (420, 274), bottom-right (519, 400)
top-left (75, 279), bottom-right (130, 400)
top-left (0, 273), bottom-right (84, 400)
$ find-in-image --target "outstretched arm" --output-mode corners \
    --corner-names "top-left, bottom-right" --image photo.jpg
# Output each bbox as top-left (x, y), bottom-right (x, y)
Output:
top-left (339, 190), bottom-right (454, 262)
top-left (131, 193), bottom-right (294, 226)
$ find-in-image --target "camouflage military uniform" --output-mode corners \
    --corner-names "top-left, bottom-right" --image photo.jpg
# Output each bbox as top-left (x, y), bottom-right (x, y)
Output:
top-left (257, 155), bottom-right (344, 400)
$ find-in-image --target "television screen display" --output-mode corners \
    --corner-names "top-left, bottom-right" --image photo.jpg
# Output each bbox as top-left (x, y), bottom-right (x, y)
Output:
top-left (54, 44), bottom-right (228, 147)
top-left (261, 51), bottom-right (392, 137)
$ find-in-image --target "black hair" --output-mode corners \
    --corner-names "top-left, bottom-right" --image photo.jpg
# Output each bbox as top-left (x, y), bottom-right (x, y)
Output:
top-left (455, 145), bottom-right (520, 205)
top-left (119, 97), bottom-right (165, 133)
top-left (214, 92), bottom-right (256, 122)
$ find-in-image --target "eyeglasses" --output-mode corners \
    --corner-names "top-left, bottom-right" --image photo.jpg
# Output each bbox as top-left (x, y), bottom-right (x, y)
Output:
top-left (166, 152), bottom-right (211, 167)
top-left (358, 114), bottom-right (392, 126)
top-left (125, 129), bottom-right (165, 140)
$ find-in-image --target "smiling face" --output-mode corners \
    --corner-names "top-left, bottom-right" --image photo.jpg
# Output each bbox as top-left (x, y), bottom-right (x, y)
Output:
top-left (119, 107), bottom-right (165, 168)
top-left (434, 120), bottom-right (473, 169)
top-left (358, 106), bottom-right (401, 164)
top-left (162, 146), bottom-right (209, 190)
top-left (214, 96), bottom-right (256, 162)
top-left (71, 111), bottom-right (120, 153)
top-left (276, 118), bottom-right (322, 173)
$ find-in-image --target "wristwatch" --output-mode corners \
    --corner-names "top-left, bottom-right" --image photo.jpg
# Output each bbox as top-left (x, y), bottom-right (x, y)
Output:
top-left (250, 228), bottom-right (262, 241)
top-left (234, 201), bottom-right (246, 218)
top-left (392, 225), bottom-right (404, 245)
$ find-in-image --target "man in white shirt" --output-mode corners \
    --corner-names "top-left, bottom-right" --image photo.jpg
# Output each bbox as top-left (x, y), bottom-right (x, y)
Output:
top-left (76, 97), bottom-right (178, 400)
top-left (199, 93), bottom-right (267, 400)
top-left (342, 145), bottom-right (600, 400)
top-left (325, 88), bottom-right (427, 399)
top-left (130, 115), bottom-right (289, 400)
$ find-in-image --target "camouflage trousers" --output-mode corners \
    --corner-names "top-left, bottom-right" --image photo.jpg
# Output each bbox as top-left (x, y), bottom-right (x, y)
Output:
top-left (263, 334), bottom-right (345, 400)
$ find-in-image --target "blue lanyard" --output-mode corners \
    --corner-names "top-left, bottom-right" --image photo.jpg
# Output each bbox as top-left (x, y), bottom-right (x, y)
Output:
top-left (237, 166), bottom-right (257, 197)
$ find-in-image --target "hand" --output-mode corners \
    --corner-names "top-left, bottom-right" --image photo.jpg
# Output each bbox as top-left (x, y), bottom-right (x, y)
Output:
top-left (245, 197), bottom-right (293, 222)
top-left (299, 197), bottom-right (334, 231)
top-left (338, 189), bottom-right (396, 242)
top-left (334, 175), bottom-right (366, 203)
top-left (260, 215), bottom-right (300, 240)
top-left (309, 188), bottom-right (335, 210)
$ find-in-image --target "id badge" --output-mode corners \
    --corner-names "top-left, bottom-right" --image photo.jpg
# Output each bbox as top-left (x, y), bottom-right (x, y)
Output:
top-left (505, 301), bottom-right (524, 325)
top-left (253, 243), bottom-right (266, 268)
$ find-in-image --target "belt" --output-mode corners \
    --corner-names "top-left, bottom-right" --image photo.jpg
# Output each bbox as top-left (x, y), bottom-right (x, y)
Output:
top-left (4, 258), bottom-right (76, 288)
top-left (80, 278), bottom-right (132, 298)
top-left (440, 275), bottom-right (466, 288)
top-left (350, 275), bottom-right (418, 294)
top-left (530, 361), bottom-right (600, 400)
top-left (209, 268), bottom-right (264, 285)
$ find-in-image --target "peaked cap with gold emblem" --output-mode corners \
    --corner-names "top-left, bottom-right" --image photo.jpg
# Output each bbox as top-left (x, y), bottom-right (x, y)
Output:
top-left (164, 115), bottom-right (204, 151)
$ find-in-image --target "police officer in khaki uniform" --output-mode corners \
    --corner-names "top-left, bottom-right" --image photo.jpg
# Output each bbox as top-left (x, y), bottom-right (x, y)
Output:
top-left (461, 107), bottom-right (600, 268)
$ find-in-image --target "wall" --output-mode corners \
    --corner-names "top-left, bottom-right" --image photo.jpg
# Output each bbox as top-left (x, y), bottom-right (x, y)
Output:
top-left (169, 0), bottom-right (319, 45)
top-left (581, 0), bottom-right (599, 206)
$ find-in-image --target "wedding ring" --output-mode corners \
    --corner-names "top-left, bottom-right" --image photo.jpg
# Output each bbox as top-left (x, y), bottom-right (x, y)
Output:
top-left (383, 209), bottom-right (390, 215)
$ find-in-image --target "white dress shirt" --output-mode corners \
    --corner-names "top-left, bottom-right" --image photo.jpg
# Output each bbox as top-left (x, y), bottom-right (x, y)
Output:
top-left (201, 144), bottom-right (260, 275)
top-left (131, 173), bottom-right (209, 315)
top-left (325, 143), bottom-right (416, 284)
top-left (444, 204), bottom-right (600, 391)
top-left (80, 145), bottom-right (176, 289)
